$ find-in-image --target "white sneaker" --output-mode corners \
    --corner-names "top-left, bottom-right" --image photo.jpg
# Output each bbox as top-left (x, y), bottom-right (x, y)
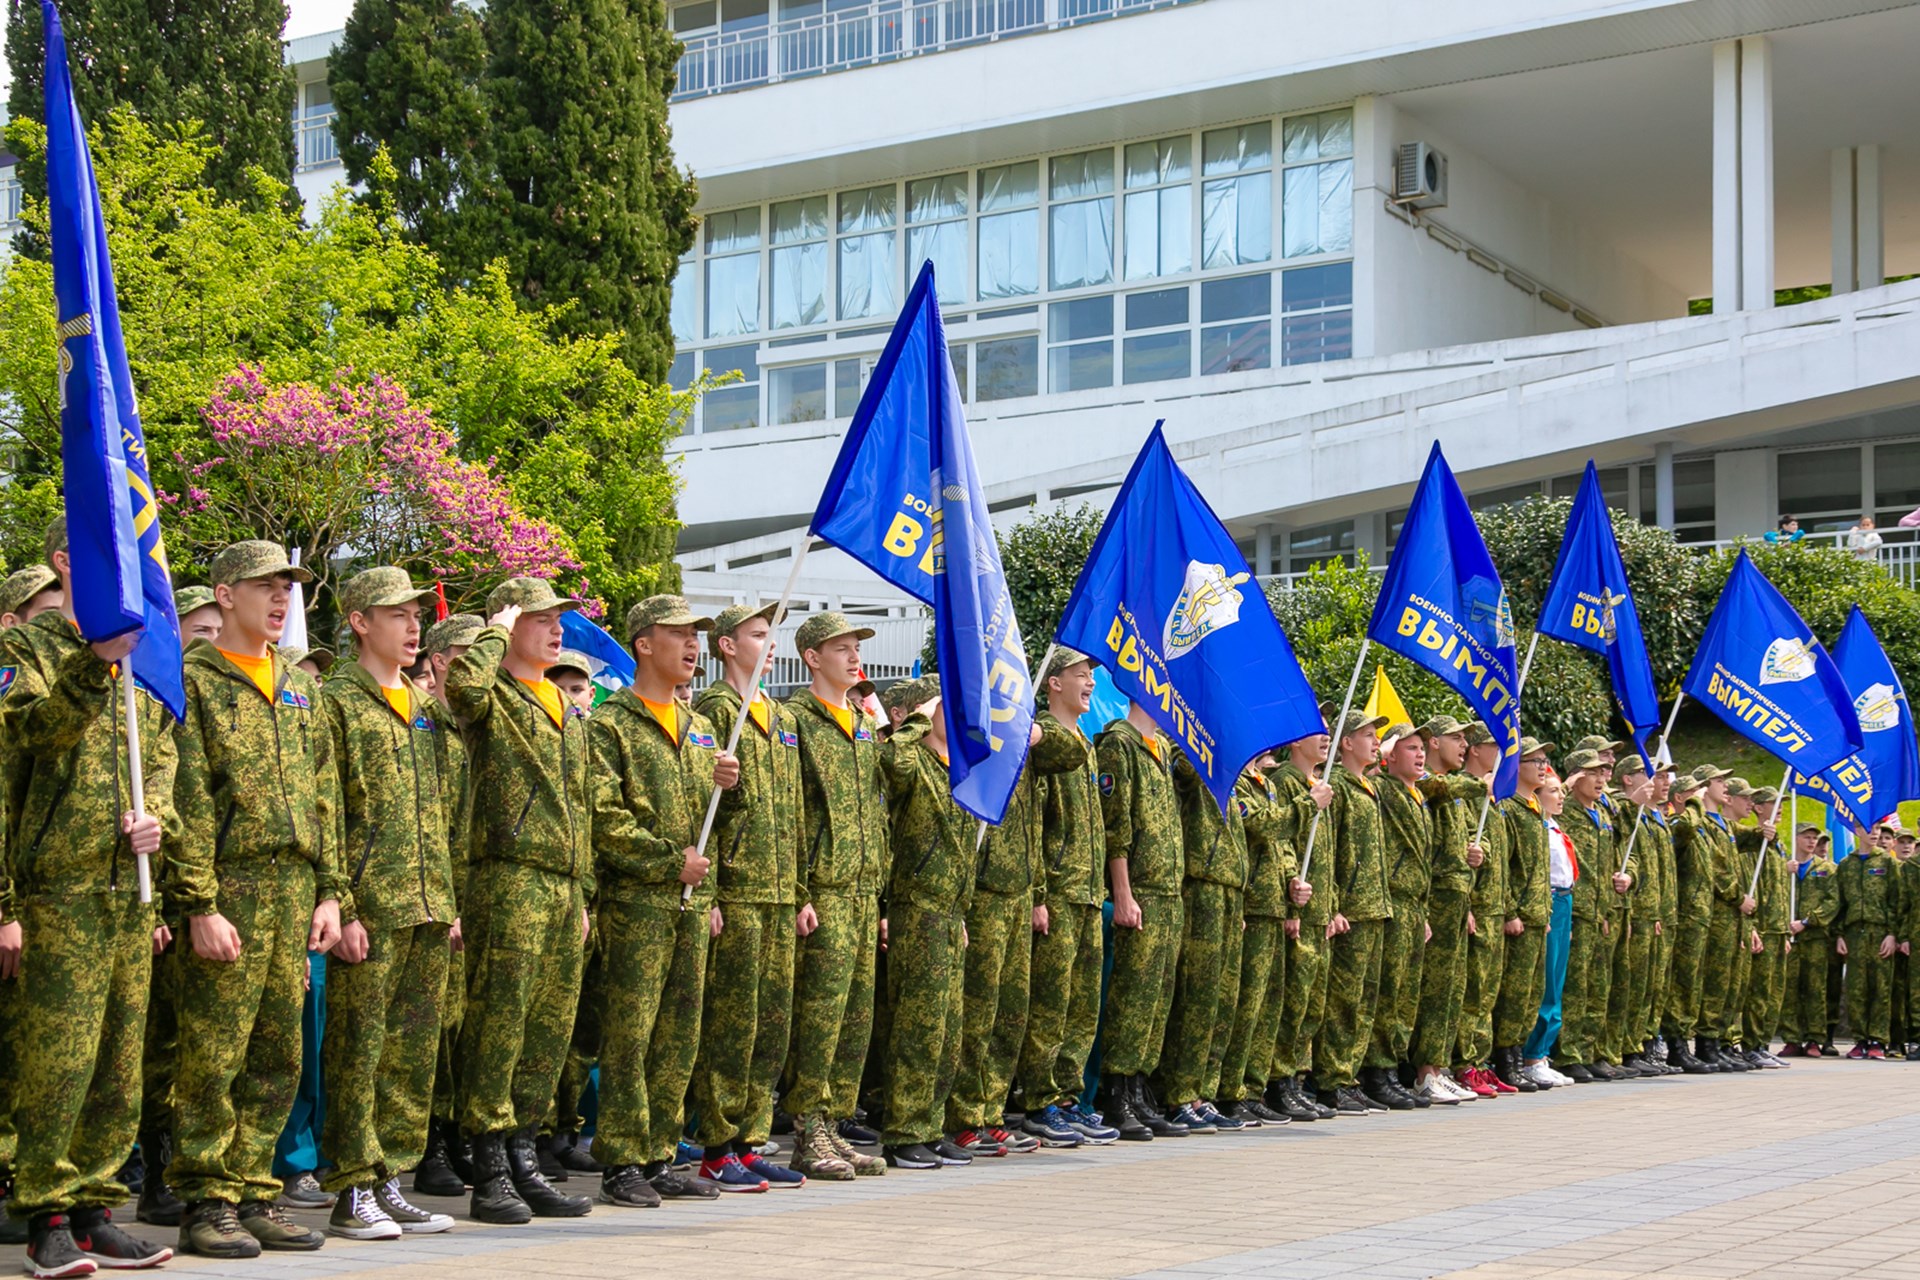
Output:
top-left (328, 1185), bottom-right (402, 1240)
top-left (1545, 1065), bottom-right (1575, 1087)
top-left (376, 1178), bottom-right (454, 1234)
top-left (1414, 1075), bottom-right (1461, 1106)
top-left (1440, 1073), bottom-right (1478, 1102)
top-left (1522, 1061), bottom-right (1559, 1089)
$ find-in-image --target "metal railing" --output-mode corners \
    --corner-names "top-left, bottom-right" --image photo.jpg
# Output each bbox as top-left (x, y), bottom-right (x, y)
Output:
top-left (673, 0), bottom-right (1200, 100)
top-left (0, 176), bottom-right (21, 229)
top-left (1680, 529), bottom-right (1920, 590)
top-left (295, 111), bottom-right (339, 172)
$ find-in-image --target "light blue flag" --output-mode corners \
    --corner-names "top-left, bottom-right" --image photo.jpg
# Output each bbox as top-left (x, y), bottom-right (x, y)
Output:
top-left (1792, 607), bottom-right (1920, 829)
top-left (1682, 552), bottom-right (1861, 777)
top-left (44, 0), bottom-right (183, 719)
top-left (1079, 663), bottom-right (1129, 743)
top-left (560, 610), bottom-right (636, 697)
top-left (1535, 462), bottom-right (1660, 766)
top-left (1055, 422), bottom-right (1323, 808)
top-left (1366, 443), bottom-right (1521, 797)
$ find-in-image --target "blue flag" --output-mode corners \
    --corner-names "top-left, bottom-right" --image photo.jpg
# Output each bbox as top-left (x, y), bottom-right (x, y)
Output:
top-left (1793, 607), bottom-right (1920, 829)
top-left (44, 0), bottom-right (183, 720)
top-left (559, 611), bottom-right (636, 698)
top-left (1079, 663), bottom-right (1130, 744)
top-left (1535, 462), bottom-right (1660, 766)
top-left (812, 262), bottom-right (1033, 823)
top-left (1055, 422), bottom-right (1323, 808)
top-left (1682, 552), bottom-right (1861, 777)
top-left (1366, 443), bottom-right (1521, 797)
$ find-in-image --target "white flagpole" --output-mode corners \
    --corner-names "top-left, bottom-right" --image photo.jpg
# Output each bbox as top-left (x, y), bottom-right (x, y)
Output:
top-left (1297, 639), bottom-right (1370, 883)
top-left (1788, 786), bottom-right (1798, 922)
top-left (1746, 763), bottom-right (1793, 900)
top-left (1652, 691), bottom-right (1686, 768)
top-left (125, 670), bottom-right (151, 904)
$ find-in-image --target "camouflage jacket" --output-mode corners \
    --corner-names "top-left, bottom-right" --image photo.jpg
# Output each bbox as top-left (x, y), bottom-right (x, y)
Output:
top-left (789, 688), bottom-right (889, 901)
top-left (315, 662), bottom-right (459, 929)
top-left (445, 627), bottom-right (594, 891)
top-left (1172, 748), bottom-right (1247, 890)
top-left (1563, 801), bottom-right (1617, 923)
top-left (170, 641), bottom-right (334, 918)
top-left (1378, 775), bottom-right (1431, 904)
top-left (1457, 776), bottom-right (1507, 920)
top-left (1327, 768), bottom-right (1390, 923)
top-left (0, 613), bottom-right (179, 906)
top-left (979, 714), bottom-right (1085, 900)
top-left (1837, 849), bottom-right (1898, 932)
top-left (880, 715), bottom-right (975, 918)
top-left (696, 682), bottom-right (803, 904)
top-left (1669, 803), bottom-right (1721, 922)
top-left (1237, 768), bottom-right (1309, 919)
top-left (1036, 712), bottom-right (1105, 908)
top-left (1095, 718), bottom-right (1183, 900)
top-left (1418, 772), bottom-right (1479, 897)
top-left (1502, 795), bottom-right (1550, 927)
top-left (1753, 834), bottom-right (1792, 934)
top-left (589, 690), bottom-right (721, 908)
top-left (1621, 803), bottom-right (1671, 923)
top-left (1792, 855), bottom-right (1840, 932)
top-left (1272, 762), bottom-right (1336, 926)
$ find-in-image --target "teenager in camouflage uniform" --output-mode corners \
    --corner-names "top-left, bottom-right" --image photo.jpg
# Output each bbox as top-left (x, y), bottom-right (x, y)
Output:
top-left (1739, 785), bottom-right (1792, 1067)
top-left (1096, 702), bottom-right (1186, 1137)
top-left (691, 603), bottom-right (805, 1187)
top-left (169, 542), bottom-right (342, 1258)
top-left (1450, 723), bottom-right (1506, 1096)
top-left (1662, 767), bottom-right (1722, 1072)
top-left (1270, 729), bottom-right (1336, 1120)
top-left (1681, 768), bottom-right (1747, 1070)
top-left (314, 568), bottom-right (459, 1240)
top-left (1698, 778), bottom-right (1763, 1068)
top-left (1494, 739), bottom-right (1552, 1091)
top-left (1412, 715), bottom-right (1479, 1104)
top-left (1365, 722), bottom-right (1430, 1111)
top-left (1780, 823), bottom-right (1840, 1055)
top-left (1555, 749), bottom-right (1621, 1080)
top-left (445, 577), bottom-right (595, 1222)
top-left (1634, 765), bottom-right (1680, 1070)
top-left (1839, 827), bottom-right (1899, 1058)
top-left (2, 518), bottom-right (178, 1274)
top-left (1314, 712), bottom-right (1390, 1115)
top-left (1605, 759), bottom-right (1660, 1073)
top-left (590, 596), bottom-right (750, 1205)
top-left (784, 613), bottom-right (889, 1179)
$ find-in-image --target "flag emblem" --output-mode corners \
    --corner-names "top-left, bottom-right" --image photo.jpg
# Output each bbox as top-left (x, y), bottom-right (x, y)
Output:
top-left (690, 731), bottom-right (716, 748)
top-left (1098, 772), bottom-right (1115, 796)
top-left (779, 729), bottom-right (799, 748)
top-left (279, 687), bottom-right (311, 710)
top-left (412, 714), bottom-right (436, 732)
top-left (0, 667), bottom-right (15, 699)
top-left (1856, 682), bottom-right (1901, 732)
top-left (1760, 637), bottom-right (1816, 686)
top-left (1162, 561), bottom-right (1251, 660)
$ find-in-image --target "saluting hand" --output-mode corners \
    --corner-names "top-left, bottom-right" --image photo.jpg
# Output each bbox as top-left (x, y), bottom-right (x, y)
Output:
top-left (192, 911), bottom-right (243, 963)
top-left (714, 752), bottom-right (741, 790)
top-left (489, 603), bottom-right (523, 632)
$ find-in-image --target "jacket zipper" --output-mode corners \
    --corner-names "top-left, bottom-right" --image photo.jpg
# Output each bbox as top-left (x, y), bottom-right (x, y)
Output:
top-left (511, 788), bottom-right (537, 839)
top-left (214, 804), bottom-right (237, 859)
top-left (353, 823), bottom-right (381, 887)
top-left (405, 693), bottom-right (432, 921)
top-left (271, 667), bottom-right (296, 870)
top-left (910, 836), bottom-right (940, 880)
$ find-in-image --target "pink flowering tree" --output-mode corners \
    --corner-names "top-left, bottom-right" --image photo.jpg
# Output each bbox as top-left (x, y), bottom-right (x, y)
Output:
top-left (177, 365), bottom-right (583, 613)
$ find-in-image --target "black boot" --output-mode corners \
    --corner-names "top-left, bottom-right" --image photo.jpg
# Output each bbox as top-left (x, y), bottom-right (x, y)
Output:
top-left (134, 1127), bottom-right (185, 1227)
top-left (445, 1121), bottom-right (478, 1185)
top-left (469, 1131), bottom-right (532, 1225)
top-left (1671, 1038), bottom-right (1714, 1074)
top-left (534, 1131), bottom-right (571, 1181)
top-left (507, 1128), bottom-right (592, 1217)
top-left (1102, 1076), bottom-right (1151, 1142)
top-left (412, 1119), bottom-right (468, 1198)
top-left (1274, 1078), bottom-right (1318, 1122)
top-left (1500, 1046), bottom-right (1539, 1093)
top-left (555, 1130), bottom-right (603, 1174)
top-left (1134, 1076), bottom-right (1185, 1137)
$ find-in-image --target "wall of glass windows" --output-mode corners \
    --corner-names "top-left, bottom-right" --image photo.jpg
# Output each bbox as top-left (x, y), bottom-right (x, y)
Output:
top-left (667, 107), bottom-right (1355, 435)
top-left (1776, 440), bottom-right (1920, 537)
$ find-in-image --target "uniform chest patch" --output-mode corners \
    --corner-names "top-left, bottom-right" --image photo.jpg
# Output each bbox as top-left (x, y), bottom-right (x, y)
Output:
top-left (779, 730), bottom-right (799, 748)
top-left (0, 667), bottom-right (15, 699)
top-left (689, 731), bottom-right (716, 749)
top-left (412, 714), bottom-right (436, 732)
top-left (854, 726), bottom-right (873, 742)
top-left (1870, 866), bottom-right (1887, 876)
top-left (1098, 772), bottom-right (1115, 797)
top-left (279, 688), bottom-right (311, 710)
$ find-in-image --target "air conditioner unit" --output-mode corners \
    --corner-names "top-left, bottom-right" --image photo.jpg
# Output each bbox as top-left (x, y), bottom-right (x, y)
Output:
top-left (1394, 141), bottom-right (1448, 210)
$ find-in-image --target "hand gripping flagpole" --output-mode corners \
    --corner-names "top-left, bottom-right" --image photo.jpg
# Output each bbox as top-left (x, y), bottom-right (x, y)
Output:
top-left (1297, 638), bottom-right (1370, 884)
top-left (1615, 695), bottom-right (1687, 880)
top-left (685, 537), bottom-right (813, 909)
top-left (1747, 763), bottom-right (1793, 901)
top-left (1470, 631), bottom-right (1541, 849)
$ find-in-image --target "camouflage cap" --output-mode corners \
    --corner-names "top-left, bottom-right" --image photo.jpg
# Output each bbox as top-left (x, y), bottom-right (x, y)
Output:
top-left (1617, 753), bottom-right (1650, 778)
top-left (172, 584), bottom-right (217, 618)
top-left (486, 576), bottom-right (581, 617)
top-left (423, 613), bottom-right (484, 658)
top-left (792, 611), bottom-right (875, 654)
top-left (1462, 720), bottom-right (1496, 747)
top-left (1336, 710), bottom-right (1389, 740)
top-left (548, 650), bottom-right (593, 679)
top-left (1752, 786), bottom-right (1780, 806)
top-left (1417, 714), bottom-right (1468, 739)
top-left (1518, 736), bottom-right (1557, 760)
top-left (1795, 822), bottom-right (1822, 836)
top-left (1563, 748), bottom-right (1605, 774)
top-left (210, 541), bottom-right (312, 588)
top-left (1574, 734), bottom-right (1627, 755)
top-left (339, 566), bottom-right (438, 620)
top-left (1042, 646), bottom-right (1093, 683)
top-left (1688, 763), bottom-right (1733, 784)
top-left (880, 678), bottom-right (925, 713)
top-left (0, 565), bottom-right (59, 616)
top-left (625, 594), bottom-right (713, 641)
top-left (1724, 776), bottom-right (1755, 798)
top-left (708, 601), bottom-right (781, 658)
top-left (283, 645), bottom-right (334, 674)
top-left (1379, 721), bottom-right (1419, 752)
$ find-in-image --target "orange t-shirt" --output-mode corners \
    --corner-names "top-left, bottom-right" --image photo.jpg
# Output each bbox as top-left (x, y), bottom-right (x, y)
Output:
top-left (748, 693), bottom-right (770, 737)
top-left (221, 649), bottom-right (275, 701)
top-left (518, 677), bottom-right (566, 727)
top-left (1143, 735), bottom-right (1163, 763)
top-left (641, 696), bottom-right (679, 741)
top-left (381, 684), bottom-right (411, 721)
top-left (826, 700), bottom-right (855, 739)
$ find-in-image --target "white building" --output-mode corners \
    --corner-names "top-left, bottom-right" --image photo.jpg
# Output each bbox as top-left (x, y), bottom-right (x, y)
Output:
top-left (18, 0), bottom-right (1920, 670)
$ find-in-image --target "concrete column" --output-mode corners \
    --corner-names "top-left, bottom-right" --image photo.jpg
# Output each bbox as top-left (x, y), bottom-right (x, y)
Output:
top-left (1832, 149), bottom-right (1857, 295)
top-left (1354, 512), bottom-right (1387, 564)
top-left (1859, 143), bottom-right (1884, 290)
top-left (1654, 442), bottom-right (1675, 530)
top-left (1738, 37), bottom-right (1774, 310)
top-left (1254, 522), bottom-right (1275, 577)
top-left (1712, 41), bottom-right (1743, 314)
top-left (1349, 96), bottom-right (1381, 358)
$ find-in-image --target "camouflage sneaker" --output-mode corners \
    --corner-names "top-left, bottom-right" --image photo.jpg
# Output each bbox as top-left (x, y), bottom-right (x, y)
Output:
top-left (235, 1200), bottom-right (324, 1251)
top-left (823, 1118), bottom-right (886, 1177)
top-left (178, 1200), bottom-right (259, 1260)
top-left (789, 1114), bottom-right (854, 1182)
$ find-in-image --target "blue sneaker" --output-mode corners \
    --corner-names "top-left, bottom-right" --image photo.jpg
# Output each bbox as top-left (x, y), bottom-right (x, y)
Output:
top-left (1170, 1104), bottom-right (1217, 1135)
top-left (1197, 1102), bottom-right (1244, 1131)
top-left (673, 1140), bottom-right (700, 1171)
top-left (741, 1153), bottom-right (806, 1188)
top-left (1019, 1106), bottom-right (1081, 1148)
top-left (1064, 1104), bottom-right (1119, 1145)
top-left (696, 1153), bottom-right (768, 1193)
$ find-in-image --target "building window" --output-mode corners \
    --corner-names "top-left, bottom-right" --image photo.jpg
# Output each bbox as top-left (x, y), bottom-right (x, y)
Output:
top-left (1279, 261), bottom-right (1351, 365)
top-left (837, 184), bottom-right (897, 321)
top-left (770, 196), bottom-right (828, 330)
top-left (1122, 286), bottom-right (1190, 384)
top-left (977, 335), bottom-right (1039, 401)
top-left (701, 343), bottom-right (761, 432)
top-left (1875, 441), bottom-right (1920, 537)
top-left (978, 161), bottom-right (1039, 300)
top-left (1471, 482), bottom-right (1544, 512)
top-left (1288, 520), bottom-right (1355, 574)
top-left (1550, 467), bottom-right (1629, 510)
top-left (1123, 136), bottom-right (1192, 281)
top-left (1199, 273), bottom-right (1270, 375)
top-left (670, 250), bottom-right (697, 344)
top-left (907, 173), bottom-right (968, 305)
top-left (768, 361), bottom-right (828, 425)
top-left (1777, 446), bottom-right (1863, 534)
top-left (1048, 149), bottom-right (1115, 291)
top-left (1281, 109), bottom-right (1353, 259)
top-left (1200, 123), bottom-right (1271, 269)
top-left (1672, 458), bottom-right (1716, 541)
top-left (1048, 294), bottom-right (1113, 392)
top-left (705, 208), bottom-right (761, 338)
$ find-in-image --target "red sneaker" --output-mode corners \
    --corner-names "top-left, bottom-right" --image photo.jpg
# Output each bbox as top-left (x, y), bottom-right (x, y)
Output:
top-left (1461, 1068), bottom-right (1498, 1098)
top-left (1848, 1043), bottom-right (1867, 1059)
top-left (952, 1129), bottom-right (1008, 1157)
top-left (985, 1126), bottom-right (1038, 1154)
top-left (1777, 1042), bottom-right (1804, 1057)
top-left (1486, 1067), bottom-right (1519, 1095)
top-left (1867, 1043), bottom-right (1887, 1060)
top-left (1804, 1042), bottom-right (1823, 1059)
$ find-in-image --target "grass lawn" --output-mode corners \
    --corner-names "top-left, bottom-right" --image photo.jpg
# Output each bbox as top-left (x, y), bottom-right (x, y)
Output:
top-left (1655, 706), bottom-right (1918, 834)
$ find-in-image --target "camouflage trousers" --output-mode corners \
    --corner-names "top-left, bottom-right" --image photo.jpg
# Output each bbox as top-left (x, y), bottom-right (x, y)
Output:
top-left (12, 892), bottom-right (151, 1216)
top-left (1218, 914), bottom-right (1286, 1103)
top-left (1018, 901), bottom-right (1103, 1110)
top-left (1454, 914), bottom-right (1505, 1068)
top-left (1844, 929), bottom-right (1893, 1045)
top-left (1413, 889), bottom-right (1470, 1069)
top-left (1779, 930), bottom-right (1832, 1045)
top-left (170, 863), bottom-right (313, 1205)
top-left (947, 889), bottom-right (1031, 1131)
top-left (456, 861), bottom-right (586, 1137)
top-left (785, 891), bottom-right (879, 1120)
top-left (692, 901), bottom-right (795, 1150)
top-left (1555, 915), bottom-right (1609, 1064)
top-left (1491, 923), bottom-right (1545, 1051)
top-left (881, 906), bottom-right (966, 1147)
top-left (1274, 923), bottom-right (1330, 1079)
top-left (595, 894), bottom-right (708, 1167)
top-left (550, 925), bottom-right (604, 1136)
top-left (1100, 895), bottom-right (1181, 1078)
top-left (140, 937), bottom-right (181, 1140)
top-left (1662, 910), bottom-right (1711, 1040)
top-left (0, 970), bottom-right (18, 1176)
top-left (429, 948), bottom-right (464, 1125)
top-left (1697, 904), bottom-right (1752, 1042)
top-left (1158, 883), bottom-right (1241, 1103)
top-left (1315, 918), bottom-right (1385, 1089)
top-left (1605, 917), bottom-right (1654, 1062)
top-left (1366, 897), bottom-right (1425, 1071)
top-left (319, 920), bottom-right (451, 1192)
top-left (1643, 926), bottom-right (1673, 1048)
top-left (1741, 933), bottom-right (1789, 1048)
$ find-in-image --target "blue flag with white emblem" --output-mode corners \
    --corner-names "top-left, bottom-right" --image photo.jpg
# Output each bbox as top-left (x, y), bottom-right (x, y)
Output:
top-left (1055, 423), bottom-right (1323, 809)
top-left (811, 262), bottom-right (1033, 823)
top-left (1535, 462), bottom-right (1660, 767)
top-left (44, 0), bottom-right (183, 720)
top-left (1366, 443), bottom-right (1521, 798)
top-left (1793, 607), bottom-right (1920, 828)
top-left (1682, 553), bottom-right (1861, 777)
top-left (560, 611), bottom-right (636, 700)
